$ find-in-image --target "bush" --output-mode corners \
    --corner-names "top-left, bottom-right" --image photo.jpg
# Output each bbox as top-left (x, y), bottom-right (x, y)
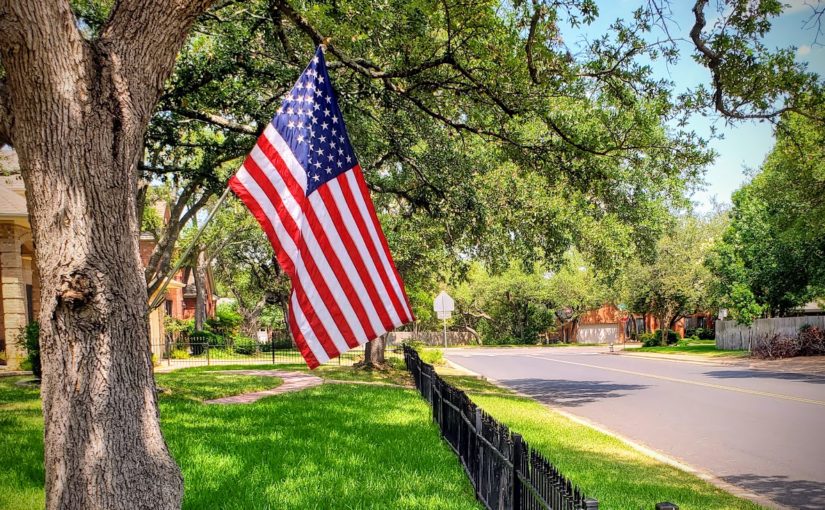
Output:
top-left (641, 329), bottom-right (679, 347)
top-left (657, 329), bottom-right (680, 345)
top-left (17, 322), bottom-right (41, 378)
top-left (686, 327), bottom-right (715, 340)
top-left (752, 334), bottom-right (799, 359)
top-left (419, 348), bottom-right (445, 366)
top-left (640, 332), bottom-right (658, 347)
top-left (232, 335), bottom-right (259, 355)
top-left (798, 326), bottom-right (825, 356)
top-left (170, 349), bottom-right (190, 359)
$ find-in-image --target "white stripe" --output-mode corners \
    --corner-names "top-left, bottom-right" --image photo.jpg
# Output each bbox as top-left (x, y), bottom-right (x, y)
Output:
top-left (250, 139), bottom-right (369, 349)
top-left (235, 168), bottom-right (349, 353)
top-left (326, 178), bottom-right (402, 326)
top-left (249, 145), bottom-right (303, 227)
top-left (263, 124), bottom-right (307, 192)
top-left (307, 191), bottom-right (387, 336)
top-left (344, 170), bottom-right (410, 319)
top-left (290, 291), bottom-right (330, 364)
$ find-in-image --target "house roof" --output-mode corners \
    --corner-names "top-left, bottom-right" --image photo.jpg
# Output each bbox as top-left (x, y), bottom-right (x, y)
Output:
top-left (0, 180), bottom-right (28, 218)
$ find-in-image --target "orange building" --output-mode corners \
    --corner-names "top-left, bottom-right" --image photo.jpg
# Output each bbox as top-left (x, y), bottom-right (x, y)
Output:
top-left (557, 303), bottom-right (715, 344)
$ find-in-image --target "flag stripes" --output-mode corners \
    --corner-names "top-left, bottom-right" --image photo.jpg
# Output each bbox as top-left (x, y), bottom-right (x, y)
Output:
top-left (230, 120), bottom-right (413, 367)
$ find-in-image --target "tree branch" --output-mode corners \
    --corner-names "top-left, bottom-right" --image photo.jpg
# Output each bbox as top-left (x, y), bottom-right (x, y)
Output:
top-left (170, 107), bottom-right (259, 135)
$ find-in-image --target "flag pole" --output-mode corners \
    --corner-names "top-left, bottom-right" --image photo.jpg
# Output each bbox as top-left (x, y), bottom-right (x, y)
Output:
top-left (148, 185), bottom-right (233, 310)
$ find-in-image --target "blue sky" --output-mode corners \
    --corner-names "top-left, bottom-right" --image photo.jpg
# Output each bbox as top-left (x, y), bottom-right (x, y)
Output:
top-left (559, 0), bottom-right (825, 211)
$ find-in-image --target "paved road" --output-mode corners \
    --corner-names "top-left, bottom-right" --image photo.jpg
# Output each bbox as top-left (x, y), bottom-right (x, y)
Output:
top-left (445, 347), bottom-right (825, 509)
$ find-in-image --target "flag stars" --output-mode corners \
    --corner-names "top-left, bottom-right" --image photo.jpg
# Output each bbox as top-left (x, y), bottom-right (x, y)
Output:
top-left (332, 115), bottom-right (339, 124)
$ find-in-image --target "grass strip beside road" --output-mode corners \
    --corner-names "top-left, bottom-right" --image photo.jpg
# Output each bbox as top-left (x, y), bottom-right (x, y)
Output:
top-left (441, 374), bottom-right (764, 510)
top-left (630, 339), bottom-right (749, 358)
top-left (0, 366), bottom-right (480, 510)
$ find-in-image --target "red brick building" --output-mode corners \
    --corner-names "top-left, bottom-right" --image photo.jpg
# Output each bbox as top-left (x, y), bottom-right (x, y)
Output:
top-left (557, 303), bottom-right (715, 344)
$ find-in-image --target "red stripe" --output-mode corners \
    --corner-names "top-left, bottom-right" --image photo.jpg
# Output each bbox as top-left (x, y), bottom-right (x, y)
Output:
top-left (337, 170), bottom-right (410, 323)
top-left (303, 200), bottom-right (375, 347)
top-left (351, 166), bottom-right (415, 322)
top-left (318, 183), bottom-right (394, 332)
top-left (229, 173), bottom-right (340, 360)
top-left (255, 137), bottom-right (373, 347)
top-left (242, 157), bottom-right (351, 357)
top-left (287, 295), bottom-right (320, 369)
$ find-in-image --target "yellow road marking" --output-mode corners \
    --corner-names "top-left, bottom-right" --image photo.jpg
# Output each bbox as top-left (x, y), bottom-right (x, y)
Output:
top-left (523, 354), bottom-right (825, 407)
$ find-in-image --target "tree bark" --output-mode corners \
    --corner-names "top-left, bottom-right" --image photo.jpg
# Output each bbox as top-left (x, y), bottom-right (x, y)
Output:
top-left (362, 334), bottom-right (387, 367)
top-left (194, 249), bottom-right (207, 332)
top-left (0, 1), bottom-right (212, 508)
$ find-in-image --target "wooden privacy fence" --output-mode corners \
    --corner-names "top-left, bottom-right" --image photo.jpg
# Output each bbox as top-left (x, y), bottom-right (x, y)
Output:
top-left (716, 316), bottom-right (825, 350)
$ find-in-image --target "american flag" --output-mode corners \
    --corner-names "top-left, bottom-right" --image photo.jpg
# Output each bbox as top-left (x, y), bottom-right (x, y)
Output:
top-left (229, 47), bottom-right (414, 368)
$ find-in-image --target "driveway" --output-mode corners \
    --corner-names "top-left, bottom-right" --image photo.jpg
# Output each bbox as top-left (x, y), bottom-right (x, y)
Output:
top-left (445, 347), bottom-right (825, 509)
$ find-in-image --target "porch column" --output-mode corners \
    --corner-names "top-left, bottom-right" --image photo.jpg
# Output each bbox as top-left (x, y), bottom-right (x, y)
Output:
top-left (0, 228), bottom-right (27, 370)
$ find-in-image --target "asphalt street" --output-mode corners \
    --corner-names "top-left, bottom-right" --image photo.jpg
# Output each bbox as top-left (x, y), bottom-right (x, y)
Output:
top-left (445, 347), bottom-right (825, 509)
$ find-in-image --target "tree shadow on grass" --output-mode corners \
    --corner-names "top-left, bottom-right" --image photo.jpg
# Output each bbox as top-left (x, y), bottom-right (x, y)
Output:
top-left (721, 473), bottom-right (825, 509)
top-left (161, 385), bottom-right (481, 510)
top-left (499, 378), bottom-right (648, 408)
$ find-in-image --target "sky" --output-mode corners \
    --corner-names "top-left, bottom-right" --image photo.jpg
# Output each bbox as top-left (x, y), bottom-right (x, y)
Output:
top-left (559, 0), bottom-right (825, 212)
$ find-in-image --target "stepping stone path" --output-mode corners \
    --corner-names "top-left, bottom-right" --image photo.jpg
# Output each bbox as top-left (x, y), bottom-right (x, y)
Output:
top-left (204, 370), bottom-right (323, 404)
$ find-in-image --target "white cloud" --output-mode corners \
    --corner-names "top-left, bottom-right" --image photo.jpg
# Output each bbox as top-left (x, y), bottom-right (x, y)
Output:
top-left (798, 44), bottom-right (812, 56)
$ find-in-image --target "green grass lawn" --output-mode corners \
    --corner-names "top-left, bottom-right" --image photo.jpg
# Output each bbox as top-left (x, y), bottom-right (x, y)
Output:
top-left (630, 339), bottom-right (749, 358)
top-left (441, 374), bottom-right (764, 510)
top-left (0, 366), bottom-right (480, 510)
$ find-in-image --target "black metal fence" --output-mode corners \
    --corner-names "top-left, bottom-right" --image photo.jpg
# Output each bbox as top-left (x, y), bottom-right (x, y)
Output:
top-left (152, 331), bottom-right (365, 367)
top-left (404, 344), bottom-right (598, 510)
top-left (403, 346), bottom-right (681, 510)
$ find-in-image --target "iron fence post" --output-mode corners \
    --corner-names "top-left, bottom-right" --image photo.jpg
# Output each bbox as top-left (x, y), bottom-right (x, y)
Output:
top-left (584, 498), bottom-right (599, 509)
top-left (271, 333), bottom-right (275, 365)
top-left (512, 433), bottom-right (523, 510)
top-left (475, 407), bottom-right (483, 492)
top-left (206, 340), bottom-right (210, 366)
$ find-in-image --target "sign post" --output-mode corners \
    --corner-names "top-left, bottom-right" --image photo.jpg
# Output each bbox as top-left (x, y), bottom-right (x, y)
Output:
top-left (433, 291), bottom-right (455, 348)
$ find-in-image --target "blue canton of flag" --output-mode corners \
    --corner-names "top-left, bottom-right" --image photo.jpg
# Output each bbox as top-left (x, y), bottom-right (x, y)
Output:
top-left (272, 47), bottom-right (357, 196)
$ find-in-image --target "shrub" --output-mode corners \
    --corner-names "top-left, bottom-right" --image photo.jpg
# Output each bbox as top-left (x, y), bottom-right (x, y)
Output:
top-left (798, 326), bottom-right (825, 356)
top-left (17, 321), bottom-right (41, 378)
top-left (656, 329), bottom-right (680, 345)
top-left (641, 329), bottom-right (679, 347)
top-left (170, 349), bottom-right (190, 359)
top-left (640, 332), bottom-right (658, 347)
top-left (752, 334), bottom-right (799, 359)
top-left (232, 335), bottom-right (259, 355)
top-left (686, 327), bottom-right (715, 340)
top-left (419, 348), bottom-right (445, 366)
top-left (206, 303), bottom-right (244, 335)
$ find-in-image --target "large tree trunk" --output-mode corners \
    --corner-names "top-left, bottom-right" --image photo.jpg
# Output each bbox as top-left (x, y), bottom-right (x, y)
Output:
top-left (0, 2), bottom-right (212, 508)
top-left (362, 334), bottom-right (387, 368)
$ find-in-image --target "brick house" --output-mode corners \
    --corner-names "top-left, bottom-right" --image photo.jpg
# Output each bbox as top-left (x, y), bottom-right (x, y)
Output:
top-left (0, 148), bottom-right (216, 368)
top-left (557, 303), bottom-right (715, 344)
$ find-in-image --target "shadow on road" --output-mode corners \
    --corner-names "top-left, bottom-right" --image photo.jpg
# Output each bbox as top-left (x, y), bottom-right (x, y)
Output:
top-left (722, 473), bottom-right (825, 509)
top-left (703, 370), bottom-right (825, 384)
top-left (501, 378), bottom-right (648, 407)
